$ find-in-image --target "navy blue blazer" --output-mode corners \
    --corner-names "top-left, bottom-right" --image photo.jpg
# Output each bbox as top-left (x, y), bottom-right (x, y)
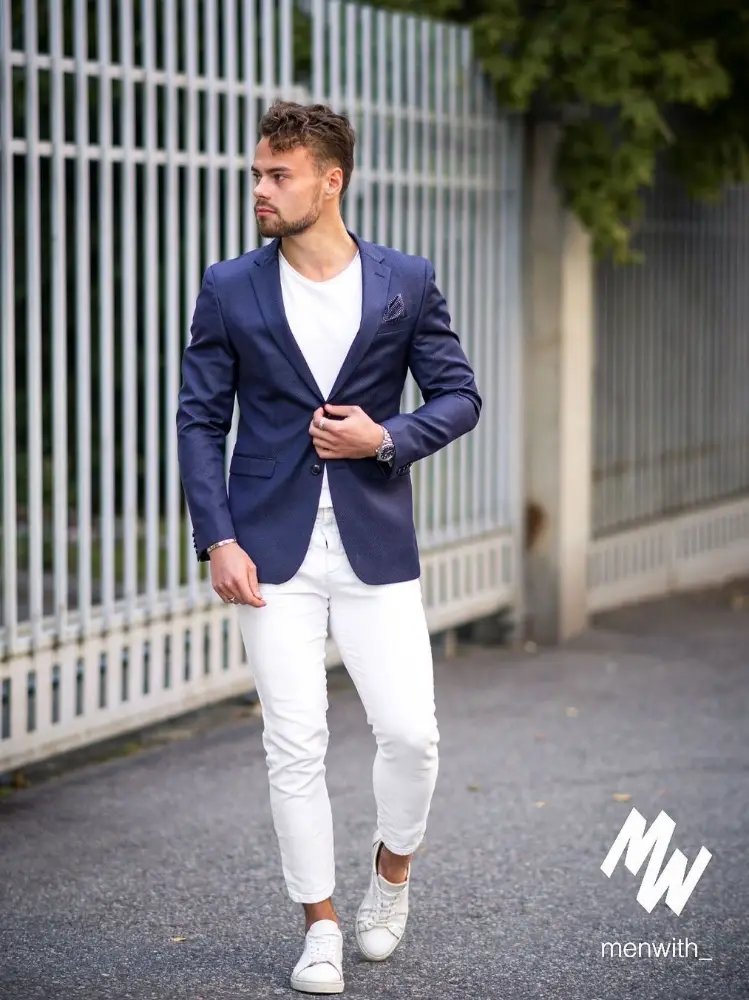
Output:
top-left (176, 228), bottom-right (482, 585)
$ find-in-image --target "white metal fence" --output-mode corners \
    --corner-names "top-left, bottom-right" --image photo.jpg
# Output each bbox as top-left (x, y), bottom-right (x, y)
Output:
top-left (0, 0), bottom-right (523, 770)
top-left (589, 169), bottom-right (749, 610)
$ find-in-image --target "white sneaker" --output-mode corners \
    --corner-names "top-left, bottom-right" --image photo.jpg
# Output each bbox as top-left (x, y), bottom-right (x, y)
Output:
top-left (355, 831), bottom-right (410, 961)
top-left (290, 918), bottom-right (344, 995)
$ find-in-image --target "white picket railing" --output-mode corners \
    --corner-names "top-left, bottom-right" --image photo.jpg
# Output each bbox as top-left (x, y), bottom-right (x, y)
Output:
top-left (590, 169), bottom-right (749, 611)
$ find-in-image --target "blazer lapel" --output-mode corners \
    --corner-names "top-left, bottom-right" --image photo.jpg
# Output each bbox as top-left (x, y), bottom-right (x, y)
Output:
top-left (247, 229), bottom-right (392, 403)
top-left (329, 231), bottom-right (391, 399)
top-left (248, 239), bottom-right (324, 401)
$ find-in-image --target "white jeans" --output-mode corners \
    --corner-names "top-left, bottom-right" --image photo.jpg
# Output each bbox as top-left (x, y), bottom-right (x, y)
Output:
top-left (236, 504), bottom-right (440, 904)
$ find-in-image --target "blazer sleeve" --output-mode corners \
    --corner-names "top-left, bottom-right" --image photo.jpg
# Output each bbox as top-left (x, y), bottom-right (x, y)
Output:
top-left (176, 265), bottom-right (238, 561)
top-left (380, 258), bottom-right (482, 479)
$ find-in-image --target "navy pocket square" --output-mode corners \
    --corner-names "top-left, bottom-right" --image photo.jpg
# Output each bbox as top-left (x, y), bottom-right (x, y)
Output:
top-left (381, 293), bottom-right (407, 324)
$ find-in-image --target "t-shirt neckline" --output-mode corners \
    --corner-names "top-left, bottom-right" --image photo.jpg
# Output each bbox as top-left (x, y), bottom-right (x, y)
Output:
top-left (279, 248), bottom-right (360, 286)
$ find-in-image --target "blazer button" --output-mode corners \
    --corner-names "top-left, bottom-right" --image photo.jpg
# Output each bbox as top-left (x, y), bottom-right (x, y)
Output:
top-left (311, 463), bottom-right (322, 475)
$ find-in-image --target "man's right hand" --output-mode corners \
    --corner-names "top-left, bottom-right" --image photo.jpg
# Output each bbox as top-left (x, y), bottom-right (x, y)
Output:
top-left (209, 543), bottom-right (267, 607)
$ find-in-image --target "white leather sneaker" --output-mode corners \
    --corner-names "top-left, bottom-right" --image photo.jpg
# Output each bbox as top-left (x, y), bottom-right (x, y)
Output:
top-left (290, 918), bottom-right (344, 994)
top-left (355, 831), bottom-right (410, 961)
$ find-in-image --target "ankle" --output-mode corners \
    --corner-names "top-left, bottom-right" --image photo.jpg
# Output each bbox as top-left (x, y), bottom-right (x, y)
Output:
top-left (376, 843), bottom-right (411, 883)
top-left (305, 917), bottom-right (339, 932)
top-left (303, 902), bottom-right (339, 932)
top-left (378, 865), bottom-right (409, 884)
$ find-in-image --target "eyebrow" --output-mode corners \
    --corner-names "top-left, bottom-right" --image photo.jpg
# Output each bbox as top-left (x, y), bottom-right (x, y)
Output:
top-left (251, 165), bottom-right (292, 175)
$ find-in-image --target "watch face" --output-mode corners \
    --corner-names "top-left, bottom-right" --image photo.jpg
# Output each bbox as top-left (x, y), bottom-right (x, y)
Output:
top-left (380, 444), bottom-right (395, 461)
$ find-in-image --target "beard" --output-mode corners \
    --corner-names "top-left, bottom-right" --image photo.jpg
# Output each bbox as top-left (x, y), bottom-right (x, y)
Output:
top-left (256, 199), bottom-right (321, 238)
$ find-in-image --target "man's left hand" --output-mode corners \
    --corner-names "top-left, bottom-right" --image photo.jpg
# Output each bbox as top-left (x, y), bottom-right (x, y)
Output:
top-left (309, 403), bottom-right (384, 460)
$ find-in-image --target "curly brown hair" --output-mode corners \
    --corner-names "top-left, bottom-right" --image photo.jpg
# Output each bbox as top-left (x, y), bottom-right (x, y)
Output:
top-left (258, 100), bottom-right (356, 199)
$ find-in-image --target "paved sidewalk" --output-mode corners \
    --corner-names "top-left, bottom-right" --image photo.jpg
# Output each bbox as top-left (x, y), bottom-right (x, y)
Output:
top-left (1, 580), bottom-right (748, 999)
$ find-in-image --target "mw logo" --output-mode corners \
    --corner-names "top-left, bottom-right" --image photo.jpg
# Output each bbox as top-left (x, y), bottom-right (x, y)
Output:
top-left (600, 808), bottom-right (712, 915)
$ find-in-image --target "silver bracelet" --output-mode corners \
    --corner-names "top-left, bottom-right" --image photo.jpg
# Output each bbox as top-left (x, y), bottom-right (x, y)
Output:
top-left (206, 537), bottom-right (236, 554)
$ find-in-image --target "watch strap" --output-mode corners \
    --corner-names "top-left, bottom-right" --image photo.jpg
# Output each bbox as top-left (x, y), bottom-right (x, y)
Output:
top-left (375, 426), bottom-right (395, 461)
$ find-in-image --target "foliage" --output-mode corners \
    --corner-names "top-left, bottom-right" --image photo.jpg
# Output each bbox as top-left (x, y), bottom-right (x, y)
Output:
top-left (374, 0), bottom-right (749, 261)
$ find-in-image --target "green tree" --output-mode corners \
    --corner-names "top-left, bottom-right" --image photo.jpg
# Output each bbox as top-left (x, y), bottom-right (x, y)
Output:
top-left (375, 0), bottom-right (749, 261)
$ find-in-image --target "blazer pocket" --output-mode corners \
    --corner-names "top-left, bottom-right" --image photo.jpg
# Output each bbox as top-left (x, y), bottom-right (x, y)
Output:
top-left (375, 317), bottom-right (412, 336)
top-left (230, 454), bottom-right (276, 477)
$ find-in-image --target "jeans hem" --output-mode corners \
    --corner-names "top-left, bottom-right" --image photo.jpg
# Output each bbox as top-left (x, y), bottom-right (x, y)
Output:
top-left (287, 882), bottom-right (336, 904)
top-left (380, 836), bottom-right (424, 856)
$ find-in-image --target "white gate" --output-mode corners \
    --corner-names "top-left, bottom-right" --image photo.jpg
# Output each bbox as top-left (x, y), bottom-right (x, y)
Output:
top-left (0, 0), bottom-right (523, 770)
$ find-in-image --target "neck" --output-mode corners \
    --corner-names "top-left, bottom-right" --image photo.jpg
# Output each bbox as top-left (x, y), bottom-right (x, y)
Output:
top-left (280, 217), bottom-right (358, 281)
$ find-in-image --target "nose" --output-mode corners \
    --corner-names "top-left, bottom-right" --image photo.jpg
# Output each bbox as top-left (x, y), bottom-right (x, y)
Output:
top-left (254, 175), bottom-right (270, 200)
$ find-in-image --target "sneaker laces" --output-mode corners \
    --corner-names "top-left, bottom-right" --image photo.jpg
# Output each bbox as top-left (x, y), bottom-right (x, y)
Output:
top-left (305, 932), bottom-right (341, 970)
top-left (360, 884), bottom-right (403, 932)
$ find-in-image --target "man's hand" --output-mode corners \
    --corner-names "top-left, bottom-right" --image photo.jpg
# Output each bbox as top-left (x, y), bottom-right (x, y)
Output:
top-left (309, 403), bottom-right (384, 459)
top-left (209, 542), bottom-right (266, 608)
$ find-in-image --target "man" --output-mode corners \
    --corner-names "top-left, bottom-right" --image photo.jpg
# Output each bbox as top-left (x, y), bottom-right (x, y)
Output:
top-left (176, 100), bottom-right (481, 994)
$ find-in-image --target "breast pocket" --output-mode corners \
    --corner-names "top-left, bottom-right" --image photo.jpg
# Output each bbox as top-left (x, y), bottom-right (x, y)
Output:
top-left (374, 318), bottom-right (413, 338)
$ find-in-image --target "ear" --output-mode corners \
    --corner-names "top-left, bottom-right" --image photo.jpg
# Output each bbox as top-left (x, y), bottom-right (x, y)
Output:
top-left (325, 164), bottom-right (344, 197)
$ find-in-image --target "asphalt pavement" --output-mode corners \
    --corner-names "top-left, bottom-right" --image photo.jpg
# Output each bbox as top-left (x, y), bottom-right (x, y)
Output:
top-left (1, 579), bottom-right (748, 1000)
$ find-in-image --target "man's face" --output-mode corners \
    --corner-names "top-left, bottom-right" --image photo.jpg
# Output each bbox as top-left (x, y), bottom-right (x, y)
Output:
top-left (251, 136), bottom-right (336, 238)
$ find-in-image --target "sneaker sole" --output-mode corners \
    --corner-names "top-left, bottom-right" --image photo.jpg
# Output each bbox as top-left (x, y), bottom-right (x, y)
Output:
top-left (290, 975), bottom-right (345, 994)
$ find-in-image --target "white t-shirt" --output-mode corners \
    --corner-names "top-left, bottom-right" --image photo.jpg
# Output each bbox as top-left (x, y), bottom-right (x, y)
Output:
top-left (278, 247), bottom-right (363, 507)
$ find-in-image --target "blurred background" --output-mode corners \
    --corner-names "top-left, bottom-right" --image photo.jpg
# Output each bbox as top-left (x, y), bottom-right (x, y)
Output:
top-left (1, 0), bottom-right (747, 774)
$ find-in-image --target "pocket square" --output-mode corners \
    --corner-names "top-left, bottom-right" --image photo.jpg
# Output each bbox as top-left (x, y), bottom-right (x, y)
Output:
top-left (381, 293), bottom-right (407, 324)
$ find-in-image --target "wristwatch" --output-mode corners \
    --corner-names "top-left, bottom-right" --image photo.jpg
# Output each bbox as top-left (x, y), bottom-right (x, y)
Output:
top-left (375, 426), bottom-right (395, 463)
